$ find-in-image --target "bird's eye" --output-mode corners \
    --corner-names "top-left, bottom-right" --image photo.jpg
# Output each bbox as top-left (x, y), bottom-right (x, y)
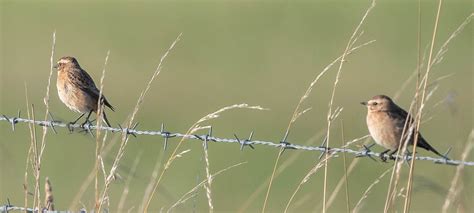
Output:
top-left (373, 102), bottom-right (378, 105)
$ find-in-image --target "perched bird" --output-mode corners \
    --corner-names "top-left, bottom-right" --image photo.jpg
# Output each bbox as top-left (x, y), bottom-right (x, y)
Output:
top-left (55, 56), bottom-right (114, 127)
top-left (361, 95), bottom-right (446, 161)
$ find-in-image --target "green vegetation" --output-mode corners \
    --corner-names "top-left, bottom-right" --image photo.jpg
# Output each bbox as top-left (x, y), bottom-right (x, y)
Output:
top-left (1, 0), bottom-right (472, 212)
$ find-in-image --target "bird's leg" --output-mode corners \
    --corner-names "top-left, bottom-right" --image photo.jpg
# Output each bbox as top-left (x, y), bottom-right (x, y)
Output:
top-left (67, 113), bottom-right (85, 132)
top-left (70, 113), bottom-right (85, 125)
top-left (101, 111), bottom-right (112, 127)
top-left (380, 149), bottom-right (391, 162)
top-left (80, 110), bottom-right (93, 127)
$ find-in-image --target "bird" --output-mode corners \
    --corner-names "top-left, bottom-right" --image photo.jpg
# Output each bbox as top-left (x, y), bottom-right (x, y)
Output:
top-left (55, 56), bottom-right (114, 127)
top-left (361, 95), bottom-right (447, 161)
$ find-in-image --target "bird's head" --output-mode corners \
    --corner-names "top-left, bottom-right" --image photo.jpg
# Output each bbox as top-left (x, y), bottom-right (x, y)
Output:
top-left (361, 95), bottom-right (394, 112)
top-left (54, 56), bottom-right (80, 70)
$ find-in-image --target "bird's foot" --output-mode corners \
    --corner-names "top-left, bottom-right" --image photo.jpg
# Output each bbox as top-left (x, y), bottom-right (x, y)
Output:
top-left (79, 120), bottom-right (95, 138)
top-left (380, 149), bottom-right (391, 162)
top-left (80, 119), bottom-right (92, 129)
top-left (67, 122), bottom-right (77, 133)
top-left (389, 154), bottom-right (397, 161)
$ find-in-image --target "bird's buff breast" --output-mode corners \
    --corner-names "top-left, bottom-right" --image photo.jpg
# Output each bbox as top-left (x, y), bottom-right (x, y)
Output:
top-left (57, 72), bottom-right (94, 113)
top-left (366, 111), bottom-right (400, 150)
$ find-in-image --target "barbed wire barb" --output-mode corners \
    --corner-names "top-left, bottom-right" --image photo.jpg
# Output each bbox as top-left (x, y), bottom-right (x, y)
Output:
top-left (47, 112), bottom-right (58, 134)
top-left (356, 143), bottom-right (377, 161)
top-left (278, 129), bottom-right (296, 155)
top-left (160, 123), bottom-right (172, 150)
top-left (318, 136), bottom-right (329, 160)
top-left (234, 132), bottom-right (255, 151)
top-left (197, 126), bottom-right (214, 150)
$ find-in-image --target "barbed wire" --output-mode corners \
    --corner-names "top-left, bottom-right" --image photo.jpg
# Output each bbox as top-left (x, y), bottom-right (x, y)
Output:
top-left (0, 204), bottom-right (36, 213)
top-left (1, 113), bottom-right (472, 166)
top-left (0, 205), bottom-right (85, 213)
top-left (0, 197), bottom-right (84, 213)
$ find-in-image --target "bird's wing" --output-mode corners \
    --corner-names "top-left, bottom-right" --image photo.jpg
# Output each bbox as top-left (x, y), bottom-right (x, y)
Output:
top-left (386, 105), bottom-right (415, 143)
top-left (387, 103), bottom-right (447, 159)
top-left (69, 68), bottom-right (115, 111)
top-left (68, 68), bottom-right (99, 96)
top-left (387, 105), bottom-right (411, 123)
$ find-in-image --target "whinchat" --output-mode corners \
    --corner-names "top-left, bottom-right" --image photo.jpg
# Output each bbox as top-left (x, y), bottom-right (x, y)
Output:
top-left (361, 95), bottom-right (446, 161)
top-left (55, 56), bottom-right (114, 127)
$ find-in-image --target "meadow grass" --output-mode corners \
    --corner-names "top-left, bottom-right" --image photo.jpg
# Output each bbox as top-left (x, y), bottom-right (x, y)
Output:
top-left (2, 1), bottom-right (472, 212)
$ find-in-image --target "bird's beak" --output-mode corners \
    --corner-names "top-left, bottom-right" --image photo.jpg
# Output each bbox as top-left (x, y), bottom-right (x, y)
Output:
top-left (53, 64), bottom-right (58, 69)
top-left (360, 101), bottom-right (367, 105)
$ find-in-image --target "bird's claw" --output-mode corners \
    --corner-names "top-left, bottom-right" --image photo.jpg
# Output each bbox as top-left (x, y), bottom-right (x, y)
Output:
top-left (389, 154), bottom-right (397, 161)
top-left (67, 122), bottom-right (76, 132)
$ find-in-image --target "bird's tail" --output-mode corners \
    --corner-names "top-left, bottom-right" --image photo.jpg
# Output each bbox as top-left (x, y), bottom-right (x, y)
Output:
top-left (96, 97), bottom-right (113, 127)
top-left (101, 96), bottom-right (115, 111)
top-left (416, 136), bottom-right (449, 160)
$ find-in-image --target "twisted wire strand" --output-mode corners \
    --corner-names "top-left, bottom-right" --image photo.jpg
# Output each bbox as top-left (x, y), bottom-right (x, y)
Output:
top-left (0, 115), bottom-right (472, 166)
top-left (0, 205), bottom-right (84, 213)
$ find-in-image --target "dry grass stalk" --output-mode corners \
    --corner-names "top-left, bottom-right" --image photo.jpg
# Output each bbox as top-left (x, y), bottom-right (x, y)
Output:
top-left (96, 132), bottom-right (110, 210)
top-left (69, 124), bottom-right (125, 210)
top-left (352, 168), bottom-right (392, 213)
top-left (384, 69), bottom-right (450, 212)
top-left (27, 31), bottom-right (57, 211)
top-left (322, 1), bottom-right (376, 212)
top-left (441, 131), bottom-right (473, 212)
top-left (322, 135), bottom-right (371, 212)
top-left (167, 162), bottom-right (247, 212)
top-left (117, 151), bottom-right (144, 212)
top-left (403, 0), bottom-right (444, 210)
top-left (384, 103), bottom-right (417, 212)
top-left (285, 39), bottom-right (375, 133)
top-left (384, 11), bottom-right (472, 212)
top-left (261, 38), bottom-right (375, 213)
top-left (203, 134), bottom-right (214, 213)
top-left (404, 7), bottom-right (473, 213)
top-left (326, 157), bottom-right (359, 210)
top-left (139, 149), bottom-right (166, 212)
top-left (384, 83), bottom-right (440, 211)
top-left (239, 130), bottom-right (326, 212)
top-left (340, 121), bottom-right (351, 213)
top-left (261, 146), bottom-right (284, 213)
top-left (144, 104), bottom-right (267, 212)
top-left (284, 153), bottom-right (336, 213)
top-left (284, 135), bottom-right (369, 212)
top-left (393, 45), bottom-right (428, 101)
top-left (97, 34), bottom-right (182, 213)
top-left (24, 84), bottom-right (34, 210)
top-left (431, 13), bottom-right (473, 67)
top-left (313, 121), bottom-right (361, 213)
top-left (69, 48), bottom-right (172, 208)
top-left (29, 105), bottom-right (40, 209)
top-left (94, 50), bottom-right (110, 211)
top-left (44, 177), bottom-right (54, 211)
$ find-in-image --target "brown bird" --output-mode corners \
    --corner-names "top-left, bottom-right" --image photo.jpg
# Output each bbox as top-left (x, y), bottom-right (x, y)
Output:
top-left (361, 95), bottom-right (446, 161)
top-left (55, 56), bottom-right (114, 127)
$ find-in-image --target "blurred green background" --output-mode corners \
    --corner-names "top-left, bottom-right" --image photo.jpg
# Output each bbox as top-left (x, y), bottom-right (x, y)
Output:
top-left (1, 0), bottom-right (472, 212)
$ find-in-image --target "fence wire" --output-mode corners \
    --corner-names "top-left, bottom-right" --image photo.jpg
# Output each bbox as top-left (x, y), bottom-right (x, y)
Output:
top-left (1, 114), bottom-right (473, 166)
top-left (0, 205), bottom-right (82, 213)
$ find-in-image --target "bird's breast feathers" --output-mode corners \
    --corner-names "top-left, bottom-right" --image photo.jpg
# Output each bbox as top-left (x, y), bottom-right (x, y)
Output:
top-left (367, 111), bottom-right (401, 150)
